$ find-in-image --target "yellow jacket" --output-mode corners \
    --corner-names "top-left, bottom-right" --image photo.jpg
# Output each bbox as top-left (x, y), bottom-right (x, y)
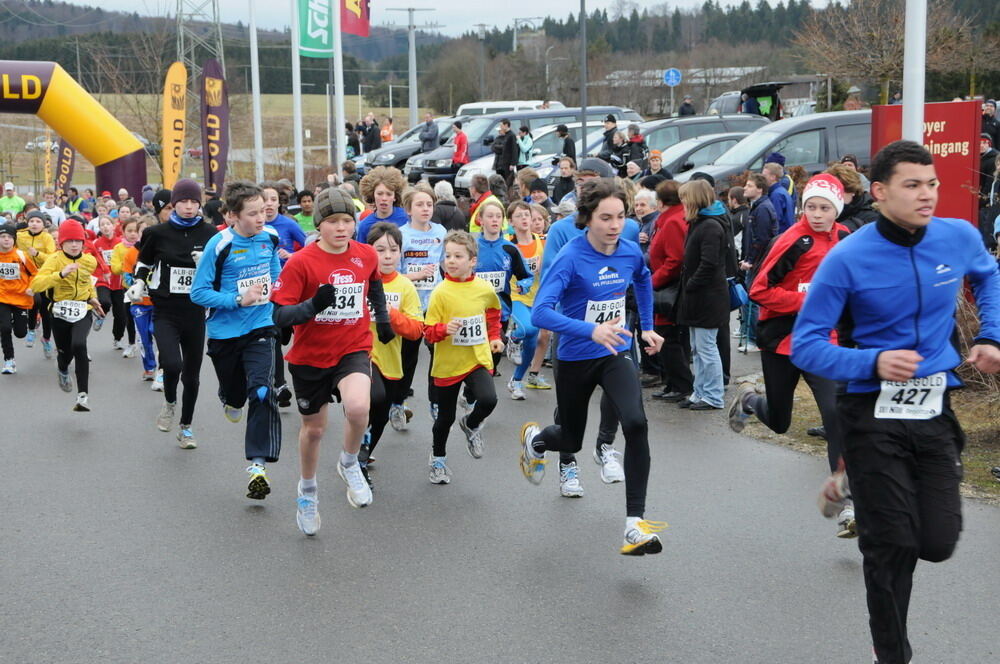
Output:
top-left (16, 229), bottom-right (55, 269)
top-left (31, 251), bottom-right (98, 305)
top-left (369, 272), bottom-right (424, 380)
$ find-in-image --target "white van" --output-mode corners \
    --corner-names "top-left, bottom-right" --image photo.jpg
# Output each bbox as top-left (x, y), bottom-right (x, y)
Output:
top-left (455, 100), bottom-right (565, 115)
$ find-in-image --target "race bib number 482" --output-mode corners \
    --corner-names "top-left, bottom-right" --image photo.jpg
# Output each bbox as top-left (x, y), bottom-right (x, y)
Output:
top-left (584, 297), bottom-right (625, 328)
top-left (875, 372), bottom-right (946, 420)
top-left (169, 267), bottom-right (195, 294)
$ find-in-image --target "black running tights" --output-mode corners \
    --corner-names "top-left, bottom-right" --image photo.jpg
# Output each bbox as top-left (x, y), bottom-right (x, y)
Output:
top-left (52, 312), bottom-right (92, 393)
top-left (152, 305), bottom-right (206, 425)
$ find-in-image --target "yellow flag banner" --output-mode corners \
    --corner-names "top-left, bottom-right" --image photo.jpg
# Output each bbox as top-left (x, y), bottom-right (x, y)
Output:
top-left (161, 61), bottom-right (187, 190)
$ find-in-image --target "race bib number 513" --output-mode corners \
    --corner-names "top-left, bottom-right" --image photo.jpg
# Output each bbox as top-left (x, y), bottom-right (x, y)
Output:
top-left (875, 372), bottom-right (946, 420)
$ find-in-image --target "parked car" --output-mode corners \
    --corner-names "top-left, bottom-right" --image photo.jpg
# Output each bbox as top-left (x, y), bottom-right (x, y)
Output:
top-left (409, 106), bottom-right (644, 185)
top-left (457, 100), bottom-right (565, 115)
top-left (25, 135), bottom-right (59, 152)
top-left (792, 101), bottom-right (817, 117)
top-left (359, 115), bottom-right (464, 174)
top-left (133, 133), bottom-right (161, 157)
top-left (674, 110), bottom-right (872, 191)
top-left (640, 114), bottom-right (769, 154)
top-left (187, 146), bottom-right (203, 159)
top-left (653, 132), bottom-right (749, 176)
top-left (708, 81), bottom-right (791, 120)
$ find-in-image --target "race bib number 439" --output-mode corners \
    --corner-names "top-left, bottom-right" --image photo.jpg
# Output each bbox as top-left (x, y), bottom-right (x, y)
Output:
top-left (584, 297), bottom-right (625, 328)
top-left (875, 372), bottom-right (946, 420)
top-left (0, 262), bottom-right (19, 280)
top-left (315, 283), bottom-right (364, 322)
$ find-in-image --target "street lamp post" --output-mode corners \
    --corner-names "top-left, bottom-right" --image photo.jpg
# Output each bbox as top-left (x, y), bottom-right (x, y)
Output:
top-left (902, 0), bottom-right (926, 142)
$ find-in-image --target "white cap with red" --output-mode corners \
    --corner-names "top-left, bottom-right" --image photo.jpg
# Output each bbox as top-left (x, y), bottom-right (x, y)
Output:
top-left (3, 182), bottom-right (13, 192)
top-left (801, 174), bottom-right (845, 216)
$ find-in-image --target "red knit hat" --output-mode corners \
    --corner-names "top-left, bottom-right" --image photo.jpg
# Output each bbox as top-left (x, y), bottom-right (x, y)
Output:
top-left (58, 220), bottom-right (87, 244)
top-left (801, 174), bottom-right (845, 216)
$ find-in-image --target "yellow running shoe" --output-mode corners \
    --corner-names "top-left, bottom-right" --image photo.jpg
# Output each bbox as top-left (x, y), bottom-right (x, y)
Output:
top-left (620, 518), bottom-right (667, 556)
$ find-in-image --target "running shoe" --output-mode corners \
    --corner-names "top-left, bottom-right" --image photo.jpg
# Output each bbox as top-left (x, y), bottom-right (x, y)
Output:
top-left (559, 461), bottom-right (584, 498)
top-left (429, 402), bottom-right (439, 421)
top-left (151, 370), bottom-right (164, 392)
top-left (620, 518), bottom-right (667, 556)
top-left (92, 316), bottom-right (104, 332)
top-left (429, 456), bottom-right (451, 484)
top-left (358, 428), bottom-right (373, 465)
top-left (41, 339), bottom-right (53, 359)
top-left (276, 384), bottom-right (292, 408)
top-left (737, 342), bottom-right (760, 353)
top-left (177, 427), bottom-right (197, 449)
top-left (818, 465), bottom-right (850, 518)
top-left (122, 344), bottom-right (137, 358)
top-left (507, 378), bottom-right (526, 401)
top-left (727, 382), bottom-right (758, 433)
top-left (807, 425), bottom-right (827, 438)
top-left (113, 339), bottom-right (126, 350)
top-left (156, 402), bottom-right (176, 432)
top-left (388, 404), bottom-right (408, 431)
top-left (519, 422), bottom-right (546, 484)
top-left (1, 359), bottom-right (14, 375)
top-left (223, 404), bottom-right (243, 423)
top-left (142, 370), bottom-right (155, 382)
top-left (296, 491), bottom-right (320, 535)
top-left (593, 443), bottom-right (625, 484)
top-left (337, 461), bottom-right (373, 508)
top-left (640, 373), bottom-right (662, 388)
top-left (359, 464), bottom-right (374, 492)
top-left (525, 373), bottom-right (551, 389)
top-left (836, 505), bottom-right (858, 539)
top-left (73, 392), bottom-right (90, 412)
top-left (25, 330), bottom-right (35, 347)
top-left (459, 415), bottom-right (485, 458)
top-left (57, 370), bottom-right (73, 393)
top-left (506, 336), bottom-right (523, 365)
top-left (246, 463), bottom-right (270, 500)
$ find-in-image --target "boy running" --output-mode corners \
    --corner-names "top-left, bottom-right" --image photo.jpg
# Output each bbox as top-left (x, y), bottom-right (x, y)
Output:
top-left (17, 211), bottom-right (55, 357)
top-left (505, 201), bottom-right (545, 399)
top-left (0, 223), bottom-right (36, 374)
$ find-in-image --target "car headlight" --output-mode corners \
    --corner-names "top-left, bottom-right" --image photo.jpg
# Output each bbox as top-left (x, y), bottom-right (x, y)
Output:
top-left (429, 159), bottom-right (450, 168)
top-left (411, 159), bottom-right (423, 167)
top-left (377, 153), bottom-right (396, 162)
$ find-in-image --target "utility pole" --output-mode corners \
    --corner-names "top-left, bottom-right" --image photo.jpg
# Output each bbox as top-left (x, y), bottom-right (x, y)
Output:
top-left (177, 0), bottom-right (225, 178)
top-left (290, 0), bottom-right (304, 189)
top-left (474, 23), bottom-right (489, 99)
top-left (386, 7), bottom-right (439, 130)
top-left (901, 0), bottom-right (926, 142)
top-left (248, 0), bottom-right (264, 182)
top-left (579, 0), bottom-right (588, 129)
top-left (512, 17), bottom-right (543, 52)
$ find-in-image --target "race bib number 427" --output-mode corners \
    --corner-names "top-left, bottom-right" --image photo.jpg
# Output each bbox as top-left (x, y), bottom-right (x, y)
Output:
top-left (875, 372), bottom-right (946, 420)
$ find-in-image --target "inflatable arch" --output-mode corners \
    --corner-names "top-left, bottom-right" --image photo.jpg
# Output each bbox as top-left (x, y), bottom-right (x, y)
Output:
top-left (0, 60), bottom-right (146, 202)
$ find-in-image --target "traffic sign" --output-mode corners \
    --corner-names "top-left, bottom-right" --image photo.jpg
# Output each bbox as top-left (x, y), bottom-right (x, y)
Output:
top-left (663, 68), bottom-right (682, 87)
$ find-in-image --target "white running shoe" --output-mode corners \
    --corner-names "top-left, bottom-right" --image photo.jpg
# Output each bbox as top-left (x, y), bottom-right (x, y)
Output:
top-left (177, 426), bottom-right (197, 449)
top-left (92, 316), bottom-right (105, 332)
top-left (296, 491), bottom-right (320, 535)
top-left (73, 392), bottom-right (90, 412)
top-left (388, 403), bottom-right (408, 431)
top-left (25, 330), bottom-right (35, 348)
top-left (337, 461), bottom-right (373, 508)
top-left (113, 339), bottom-right (126, 350)
top-left (738, 342), bottom-right (760, 353)
top-left (428, 456), bottom-right (451, 484)
top-left (525, 373), bottom-right (551, 389)
top-left (156, 402), bottom-right (176, 432)
top-left (507, 378), bottom-right (526, 401)
top-left (519, 422), bottom-right (546, 485)
top-left (41, 339), bottom-right (54, 359)
top-left (459, 415), bottom-right (485, 458)
top-left (1, 359), bottom-right (15, 375)
top-left (620, 517), bottom-right (667, 556)
top-left (506, 337), bottom-right (523, 365)
top-left (57, 369), bottom-right (73, 393)
top-left (122, 344), bottom-right (137, 358)
top-left (593, 443), bottom-right (625, 484)
top-left (150, 369), bottom-right (164, 392)
top-left (559, 461), bottom-right (584, 498)
top-left (836, 505), bottom-right (858, 539)
top-left (818, 467), bottom-right (850, 518)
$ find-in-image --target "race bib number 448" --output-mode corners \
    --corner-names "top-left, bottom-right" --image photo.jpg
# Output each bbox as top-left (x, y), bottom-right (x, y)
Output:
top-left (875, 372), bottom-right (946, 420)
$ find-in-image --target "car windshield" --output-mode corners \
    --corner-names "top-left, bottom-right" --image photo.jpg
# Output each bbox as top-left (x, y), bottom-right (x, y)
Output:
top-left (657, 138), bottom-right (704, 166)
top-left (713, 129), bottom-right (782, 165)
top-left (464, 116), bottom-right (500, 142)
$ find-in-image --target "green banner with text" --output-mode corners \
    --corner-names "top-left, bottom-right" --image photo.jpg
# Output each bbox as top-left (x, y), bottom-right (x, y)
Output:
top-left (299, 0), bottom-right (335, 58)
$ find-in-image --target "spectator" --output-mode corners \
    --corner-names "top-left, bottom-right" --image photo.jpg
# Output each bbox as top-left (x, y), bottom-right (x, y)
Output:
top-left (345, 122), bottom-right (361, 159)
top-left (624, 123), bottom-right (648, 167)
top-left (555, 124), bottom-right (576, 163)
top-left (980, 133), bottom-right (998, 204)
top-left (380, 116), bottom-right (394, 144)
top-left (292, 190), bottom-right (314, 232)
top-left (0, 183), bottom-right (26, 216)
top-left (642, 150), bottom-right (670, 179)
top-left (678, 95), bottom-right (697, 116)
top-left (552, 198), bottom-right (576, 220)
top-left (117, 188), bottom-right (130, 203)
top-left (603, 131), bottom-right (628, 176)
top-left (839, 154), bottom-right (871, 191)
top-left (843, 85), bottom-right (864, 110)
top-left (38, 188), bottom-right (67, 228)
top-left (626, 161), bottom-right (643, 181)
top-left (452, 121), bottom-right (469, 167)
top-left (342, 160), bottom-right (361, 188)
top-left (527, 179), bottom-right (555, 213)
top-left (740, 173), bottom-right (779, 352)
top-left (419, 112), bottom-right (439, 153)
top-left (598, 114), bottom-right (618, 162)
top-left (634, 188), bottom-right (658, 256)
top-left (826, 163), bottom-right (878, 232)
top-left (764, 152), bottom-right (795, 194)
top-left (361, 113), bottom-right (382, 153)
top-left (727, 186), bottom-right (749, 242)
top-left (431, 180), bottom-right (467, 232)
top-left (491, 119), bottom-right (516, 180)
top-left (982, 100), bottom-right (1000, 148)
top-left (763, 162), bottom-right (795, 232)
top-left (487, 174), bottom-right (509, 205)
top-left (741, 93), bottom-right (761, 115)
top-left (514, 167), bottom-right (541, 204)
top-left (889, 91), bottom-right (902, 105)
top-left (467, 174), bottom-right (501, 234)
top-left (515, 126), bottom-right (534, 170)
top-left (675, 179), bottom-right (728, 410)
top-left (64, 187), bottom-right (89, 216)
top-left (551, 157), bottom-right (576, 204)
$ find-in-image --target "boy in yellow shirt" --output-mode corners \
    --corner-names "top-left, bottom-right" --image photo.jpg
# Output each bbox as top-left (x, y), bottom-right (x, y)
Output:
top-left (16, 210), bottom-right (56, 355)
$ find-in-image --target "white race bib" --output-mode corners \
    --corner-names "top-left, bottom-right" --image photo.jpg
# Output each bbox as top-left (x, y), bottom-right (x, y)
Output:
top-left (524, 255), bottom-right (541, 274)
top-left (369, 291), bottom-right (401, 318)
top-left (406, 263), bottom-right (438, 291)
top-left (452, 314), bottom-right (486, 346)
top-left (101, 249), bottom-right (113, 265)
top-left (53, 299), bottom-right (87, 323)
top-left (237, 274), bottom-right (272, 307)
top-left (584, 297), bottom-right (626, 328)
top-left (476, 270), bottom-right (506, 293)
top-left (315, 282), bottom-right (364, 322)
top-left (169, 267), bottom-right (195, 294)
top-left (875, 372), bottom-right (946, 420)
top-left (797, 282), bottom-right (810, 293)
top-left (0, 262), bottom-right (19, 280)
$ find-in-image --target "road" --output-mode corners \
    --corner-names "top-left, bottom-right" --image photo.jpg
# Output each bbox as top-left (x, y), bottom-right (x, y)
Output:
top-left (2, 328), bottom-right (998, 663)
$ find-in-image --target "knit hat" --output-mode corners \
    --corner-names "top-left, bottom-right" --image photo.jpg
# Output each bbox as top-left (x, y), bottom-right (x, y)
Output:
top-left (640, 174), bottom-right (669, 191)
top-left (0, 222), bottom-right (16, 238)
top-left (313, 187), bottom-right (356, 226)
top-left (170, 178), bottom-right (203, 205)
top-left (58, 219), bottom-right (87, 244)
top-left (604, 114), bottom-right (616, 124)
top-left (649, 149), bottom-right (662, 158)
top-left (26, 209), bottom-right (49, 223)
top-left (142, 189), bottom-right (155, 204)
top-left (801, 174), bottom-right (845, 216)
top-left (529, 178), bottom-right (549, 193)
top-left (981, 132), bottom-right (994, 147)
top-left (840, 154), bottom-right (859, 167)
top-left (203, 199), bottom-right (225, 226)
top-left (152, 189), bottom-right (172, 215)
top-left (764, 152), bottom-right (786, 166)
top-left (690, 171), bottom-right (716, 188)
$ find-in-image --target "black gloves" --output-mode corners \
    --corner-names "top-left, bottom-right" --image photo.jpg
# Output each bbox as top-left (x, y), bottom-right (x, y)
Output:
top-left (376, 322), bottom-right (395, 344)
top-left (311, 283), bottom-right (336, 311)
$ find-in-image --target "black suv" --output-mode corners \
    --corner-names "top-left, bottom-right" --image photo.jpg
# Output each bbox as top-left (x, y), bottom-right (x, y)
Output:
top-left (359, 115), bottom-right (467, 174)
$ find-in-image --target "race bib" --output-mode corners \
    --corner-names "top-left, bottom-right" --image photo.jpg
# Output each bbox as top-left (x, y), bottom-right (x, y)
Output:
top-left (797, 282), bottom-right (810, 293)
top-left (368, 291), bottom-right (401, 318)
top-left (452, 314), bottom-right (486, 346)
top-left (315, 282), bottom-right (364, 322)
top-left (875, 372), bottom-right (946, 420)
top-left (524, 255), bottom-right (541, 274)
top-left (53, 299), bottom-right (87, 323)
top-left (169, 267), bottom-right (195, 294)
top-left (584, 297), bottom-right (626, 328)
top-left (0, 262), bottom-right (19, 280)
top-left (476, 270), bottom-right (507, 293)
top-left (237, 274), bottom-right (272, 307)
top-left (101, 249), bottom-right (113, 265)
top-left (406, 263), bottom-right (438, 291)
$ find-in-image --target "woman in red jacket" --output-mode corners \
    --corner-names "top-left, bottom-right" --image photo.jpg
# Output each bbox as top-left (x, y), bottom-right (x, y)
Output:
top-left (727, 174), bottom-right (855, 538)
top-left (647, 179), bottom-right (693, 401)
top-left (452, 120), bottom-right (469, 167)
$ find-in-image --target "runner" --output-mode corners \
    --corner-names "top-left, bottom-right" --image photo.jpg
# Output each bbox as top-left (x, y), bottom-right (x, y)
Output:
top-left (94, 215), bottom-right (136, 356)
top-left (16, 210), bottom-right (55, 358)
top-left (505, 201), bottom-right (544, 400)
top-left (518, 178), bottom-right (666, 554)
top-left (363, 221), bottom-right (425, 488)
top-left (271, 188), bottom-right (394, 535)
top-left (0, 223), bottom-right (36, 374)
top-left (191, 181), bottom-right (283, 500)
top-left (356, 166), bottom-right (410, 244)
top-left (113, 217), bottom-right (157, 381)
top-left (423, 230), bottom-right (502, 483)
top-left (129, 178), bottom-right (217, 448)
top-left (727, 174), bottom-right (854, 537)
top-left (523, 203), bottom-right (553, 389)
top-left (791, 141), bottom-right (1000, 664)
top-left (30, 219), bottom-right (106, 411)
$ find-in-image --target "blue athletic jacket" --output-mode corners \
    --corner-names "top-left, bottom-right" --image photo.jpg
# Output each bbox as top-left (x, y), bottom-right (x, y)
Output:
top-left (791, 216), bottom-right (1000, 393)
top-left (541, 213), bottom-right (640, 272)
top-left (533, 233), bottom-right (653, 362)
top-left (266, 214), bottom-right (307, 264)
top-left (475, 235), bottom-right (533, 308)
top-left (191, 227), bottom-right (282, 340)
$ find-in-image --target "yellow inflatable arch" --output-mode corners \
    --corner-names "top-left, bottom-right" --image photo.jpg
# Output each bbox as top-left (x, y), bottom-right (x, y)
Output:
top-left (0, 60), bottom-right (147, 201)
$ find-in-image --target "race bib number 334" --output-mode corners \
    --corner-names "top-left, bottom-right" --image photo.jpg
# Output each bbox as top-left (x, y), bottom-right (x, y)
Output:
top-left (875, 372), bottom-right (946, 420)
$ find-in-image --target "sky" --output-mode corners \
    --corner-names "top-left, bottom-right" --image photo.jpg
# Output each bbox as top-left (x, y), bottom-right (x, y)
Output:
top-left (57, 0), bottom-right (787, 39)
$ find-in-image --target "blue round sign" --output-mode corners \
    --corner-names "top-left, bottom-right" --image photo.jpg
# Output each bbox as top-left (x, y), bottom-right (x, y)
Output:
top-left (663, 68), bottom-right (682, 87)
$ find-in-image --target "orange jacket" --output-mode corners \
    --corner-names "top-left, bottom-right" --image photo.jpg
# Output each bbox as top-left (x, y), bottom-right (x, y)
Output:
top-left (0, 246), bottom-right (37, 309)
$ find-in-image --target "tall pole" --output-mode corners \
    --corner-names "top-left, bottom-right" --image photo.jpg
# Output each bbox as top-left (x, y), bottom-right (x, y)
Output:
top-left (475, 24), bottom-right (488, 100)
top-left (289, 0), bottom-right (305, 189)
top-left (327, 57), bottom-right (334, 165)
top-left (406, 9), bottom-right (418, 130)
top-left (333, 0), bottom-right (347, 170)
top-left (248, 0), bottom-right (265, 182)
top-left (579, 0), bottom-right (588, 129)
top-left (901, 0), bottom-right (926, 143)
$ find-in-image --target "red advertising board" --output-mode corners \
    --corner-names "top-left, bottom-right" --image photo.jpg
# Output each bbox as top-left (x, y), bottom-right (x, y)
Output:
top-left (871, 101), bottom-right (981, 223)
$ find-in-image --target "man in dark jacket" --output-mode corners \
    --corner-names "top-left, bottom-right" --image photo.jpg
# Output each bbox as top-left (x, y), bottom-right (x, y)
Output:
top-left (624, 124), bottom-right (648, 167)
top-left (598, 114), bottom-right (618, 161)
top-left (763, 162), bottom-right (795, 232)
top-left (679, 95), bottom-right (697, 116)
top-left (361, 113), bottom-right (382, 153)
top-left (982, 100), bottom-right (1000, 148)
top-left (826, 162), bottom-right (878, 233)
top-left (492, 119), bottom-right (516, 180)
top-left (742, 173), bottom-right (779, 270)
top-left (418, 113), bottom-right (439, 153)
top-left (980, 133), bottom-right (998, 202)
top-left (555, 124), bottom-right (576, 163)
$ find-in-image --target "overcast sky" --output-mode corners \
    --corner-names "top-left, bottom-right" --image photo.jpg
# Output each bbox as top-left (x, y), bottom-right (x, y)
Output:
top-left (60, 0), bottom-right (819, 38)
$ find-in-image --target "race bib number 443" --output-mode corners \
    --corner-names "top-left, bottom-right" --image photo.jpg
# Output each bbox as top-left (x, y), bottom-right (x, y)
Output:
top-left (875, 372), bottom-right (946, 420)
top-left (237, 275), bottom-right (272, 307)
top-left (315, 283), bottom-right (364, 322)
top-left (584, 297), bottom-right (625, 328)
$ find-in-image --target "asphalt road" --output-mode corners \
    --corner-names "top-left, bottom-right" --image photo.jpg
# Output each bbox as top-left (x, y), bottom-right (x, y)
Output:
top-left (2, 328), bottom-right (999, 664)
